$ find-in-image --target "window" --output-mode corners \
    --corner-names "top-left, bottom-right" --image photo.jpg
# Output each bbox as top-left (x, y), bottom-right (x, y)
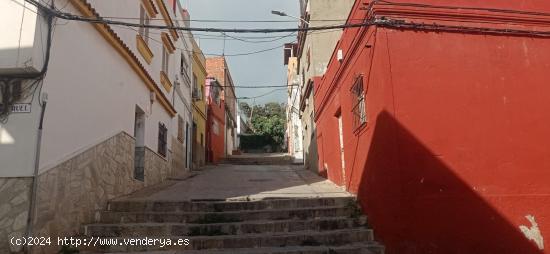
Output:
top-left (351, 75), bottom-right (367, 129)
top-left (301, 69), bottom-right (305, 88)
top-left (306, 46), bottom-right (311, 71)
top-left (192, 74), bottom-right (201, 100)
top-left (139, 5), bottom-right (150, 44)
top-left (310, 111), bottom-right (315, 138)
top-left (181, 54), bottom-right (191, 85)
top-left (158, 122), bottom-right (168, 157)
top-left (162, 46), bottom-right (170, 74)
top-left (211, 83), bottom-right (221, 106)
top-left (180, 53), bottom-right (188, 75)
top-left (212, 120), bottom-right (220, 135)
top-left (177, 116), bottom-right (184, 143)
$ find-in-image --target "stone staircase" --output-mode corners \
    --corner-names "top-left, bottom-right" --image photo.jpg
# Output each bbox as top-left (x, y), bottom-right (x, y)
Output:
top-left (222, 154), bottom-right (295, 165)
top-left (82, 197), bottom-right (384, 253)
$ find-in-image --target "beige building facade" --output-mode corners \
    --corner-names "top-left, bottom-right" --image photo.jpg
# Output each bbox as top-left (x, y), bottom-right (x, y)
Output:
top-left (296, 0), bottom-right (354, 172)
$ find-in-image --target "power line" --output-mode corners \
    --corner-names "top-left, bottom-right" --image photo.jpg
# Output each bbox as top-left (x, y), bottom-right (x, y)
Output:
top-left (24, 0), bottom-right (373, 33)
top-left (116, 24), bottom-right (296, 57)
top-left (102, 16), bottom-right (368, 23)
top-left (25, 0), bottom-right (550, 37)
top-left (123, 24), bottom-right (298, 42)
top-left (221, 44), bottom-right (289, 57)
top-left (207, 85), bottom-right (299, 88)
top-left (219, 32), bottom-right (297, 43)
top-left (238, 89), bottom-right (287, 100)
top-left (376, 0), bottom-right (550, 17)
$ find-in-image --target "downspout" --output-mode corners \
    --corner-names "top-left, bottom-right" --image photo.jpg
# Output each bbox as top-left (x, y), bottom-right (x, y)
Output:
top-left (25, 96), bottom-right (47, 254)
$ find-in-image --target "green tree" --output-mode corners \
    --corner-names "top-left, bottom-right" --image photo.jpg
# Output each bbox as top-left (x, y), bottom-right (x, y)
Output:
top-left (248, 102), bottom-right (286, 149)
top-left (239, 102), bottom-right (252, 117)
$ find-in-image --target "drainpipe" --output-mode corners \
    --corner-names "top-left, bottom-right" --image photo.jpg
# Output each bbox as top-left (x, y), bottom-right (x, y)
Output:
top-left (25, 94), bottom-right (47, 254)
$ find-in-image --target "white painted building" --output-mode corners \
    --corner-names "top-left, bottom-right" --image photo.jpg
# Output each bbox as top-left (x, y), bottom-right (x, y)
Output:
top-left (0, 0), bottom-right (194, 252)
top-left (284, 50), bottom-right (304, 163)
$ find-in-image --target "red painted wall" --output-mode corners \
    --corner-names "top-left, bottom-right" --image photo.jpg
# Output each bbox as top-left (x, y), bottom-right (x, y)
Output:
top-left (206, 78), bottom-right (225, 164)
top-left (315, 1), bottom-right (550, 253)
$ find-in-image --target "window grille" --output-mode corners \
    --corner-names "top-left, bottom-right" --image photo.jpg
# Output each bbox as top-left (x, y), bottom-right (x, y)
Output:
top-left (351, 75), bottom-right (367, 129)
top-left (158, 122), bottom-right (168, 156)
top-left (178, 116), bottom-right (184, 143)
top-left (134, 147), bottom-right (145, 181)
top-left (180, 53), bottom-right (188, 75)
top-left (180, 54), bottom-right (191, 85)
top-left (192, 74), bottom-right (201, 100)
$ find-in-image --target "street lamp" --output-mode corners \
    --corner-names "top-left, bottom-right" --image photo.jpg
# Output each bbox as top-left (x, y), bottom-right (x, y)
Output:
top-left (271, 10), bottom-right (310, 25)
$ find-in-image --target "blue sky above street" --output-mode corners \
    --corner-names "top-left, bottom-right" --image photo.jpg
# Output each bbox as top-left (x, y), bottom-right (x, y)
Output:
top-left (185, 0), bottom-right (299, 105)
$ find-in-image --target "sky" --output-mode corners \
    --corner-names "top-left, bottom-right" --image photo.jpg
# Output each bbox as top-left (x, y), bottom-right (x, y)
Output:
top-left (185, 0), bottom-right (300, 105)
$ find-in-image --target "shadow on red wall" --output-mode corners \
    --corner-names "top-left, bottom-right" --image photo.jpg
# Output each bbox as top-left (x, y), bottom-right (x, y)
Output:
top-left (357, 110), bottom-right (543, 254)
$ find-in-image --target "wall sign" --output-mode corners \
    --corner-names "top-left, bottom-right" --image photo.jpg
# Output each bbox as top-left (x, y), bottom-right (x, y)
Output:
top-left (12, 103), bottom-right (31, 113)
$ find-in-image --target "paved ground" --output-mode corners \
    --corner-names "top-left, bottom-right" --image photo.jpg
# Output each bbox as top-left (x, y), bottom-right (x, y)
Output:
top-left (116, 163), bottom-right (351, 202)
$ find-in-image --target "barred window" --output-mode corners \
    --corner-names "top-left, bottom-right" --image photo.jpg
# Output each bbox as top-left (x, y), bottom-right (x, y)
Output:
top-left (177, 116), bottom-right (184, 143)
top-left (158, 122), bottom-right (168, 157)
top-left (351, 75), bottom-right (367, 129)
top-left (181, 53), bottom-right (190, 83)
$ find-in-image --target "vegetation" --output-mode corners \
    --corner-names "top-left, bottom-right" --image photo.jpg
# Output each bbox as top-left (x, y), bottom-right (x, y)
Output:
top-left (239, 102), bottom-right (286, 151)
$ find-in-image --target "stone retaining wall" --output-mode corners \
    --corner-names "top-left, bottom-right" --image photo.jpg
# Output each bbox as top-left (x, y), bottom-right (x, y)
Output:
top-left (0, 178), bottom-right (32, 253)
top-left (0, 132), bottom-right (177, 254)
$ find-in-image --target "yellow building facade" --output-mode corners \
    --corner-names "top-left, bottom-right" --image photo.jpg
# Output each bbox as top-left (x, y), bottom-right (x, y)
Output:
top-left (191, 38), bottom-right (207, 168)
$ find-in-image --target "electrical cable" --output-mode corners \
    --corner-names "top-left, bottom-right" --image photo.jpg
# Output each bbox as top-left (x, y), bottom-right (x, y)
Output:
top-left (376, 0), bottom-right (550, 17)
top-left (205, 85), bottom-right (299, 88)
top-left (237, 88), bottom-right (287, 100)
top-left (117, 25), bottom-right (297, 42)
top-left (220, 32), bottom-right (297, 43)
top-left (101, 16), bottom-right (369, 23)
top-left (115, 24), bottom-right (297, 57)
top-left (23, 0), bottom-right (373, 33)
top-left (1, 1), bottom-right (55, 122)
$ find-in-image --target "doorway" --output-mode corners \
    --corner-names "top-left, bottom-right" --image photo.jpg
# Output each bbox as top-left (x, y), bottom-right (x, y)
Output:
top-left (134, 106), bottom-right (145, 181)
top-left (185, 122), bottom-right (190, 169)
top-left (336, 112), bottom-right (346, 187)
top-left (192, 121), bottom-right (197, 168)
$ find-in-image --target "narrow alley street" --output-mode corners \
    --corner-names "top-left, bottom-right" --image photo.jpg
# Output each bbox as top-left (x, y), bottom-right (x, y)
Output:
top-left (81, 155), bottom-right (384, 253)
top-left (4, 0), bottom-right (550, 253)
top-left (120, 154), bottom-right (350, 202)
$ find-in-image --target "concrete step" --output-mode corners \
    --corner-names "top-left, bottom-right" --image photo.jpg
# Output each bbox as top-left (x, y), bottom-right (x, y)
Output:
top-left (92, 243), bottom-right (384, 253)
top-left (97, 229), bottom-right (375, 252)
top-left (221, 156), bottom-right (294, 165)
top-left (84, 216), bottom-right (368, 237)
top-left (221, 161), bottom-right (293, 165)
top-left (98, 206), bottom-right (358, 224)
top-left (107, 197), bottom-right (356, 213)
